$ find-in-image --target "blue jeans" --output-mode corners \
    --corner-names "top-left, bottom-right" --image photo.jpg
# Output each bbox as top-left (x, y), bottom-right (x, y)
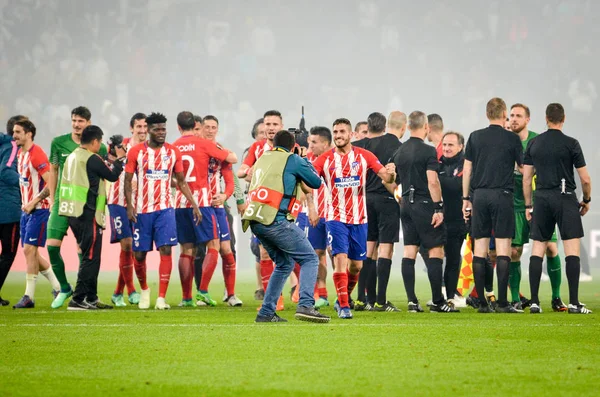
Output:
top-left (251, 219), bottom-right (319, 317)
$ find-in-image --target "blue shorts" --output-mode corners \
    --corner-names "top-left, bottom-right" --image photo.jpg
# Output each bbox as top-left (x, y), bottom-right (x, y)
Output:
top-left (250, 234), bottom-right (260, 262)
top-left (308, 217), bottom-right (327, 250)
top-left (214, 207), bottom-right (231, 241)
top-left (326, 220), bottom-right (368, 261)
top-left (295, 213), bottom-right (309, 237)
top-left (176, 207), bottom-right (218, 245)
top-left (133, 208), bottom-right (178, 251)
top-left (20, 209), bottom-right (49, 247)
top-left (108, 204), bottom-right (133, 243)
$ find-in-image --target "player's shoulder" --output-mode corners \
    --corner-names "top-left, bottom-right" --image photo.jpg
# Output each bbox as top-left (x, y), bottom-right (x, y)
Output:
top-left (52, 133), bottom-right (71, 145)
top-left (129, 141), bottom-right (146, 152)
top-left (353, 138), bottom-right (368, 148)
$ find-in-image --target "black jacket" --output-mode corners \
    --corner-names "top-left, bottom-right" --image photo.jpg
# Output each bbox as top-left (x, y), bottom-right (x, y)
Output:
top-left (438, 152), bottom-right (464, 223)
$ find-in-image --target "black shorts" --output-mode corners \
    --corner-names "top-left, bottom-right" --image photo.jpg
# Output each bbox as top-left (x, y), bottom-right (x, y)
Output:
top-left (366, 194), bottom-right (400, 243)
top-left (472, 188), bottom-right (515, 239)
top-left (531, 190), bottom-right (584, 241)
top-left (400, 199), bottom-right (446, 249)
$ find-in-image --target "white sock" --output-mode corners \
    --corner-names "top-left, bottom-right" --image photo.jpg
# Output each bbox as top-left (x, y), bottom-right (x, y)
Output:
top-left (40, 268), bottom-right (60, 291)
top-left (25, 274), bottom-right (38, 300)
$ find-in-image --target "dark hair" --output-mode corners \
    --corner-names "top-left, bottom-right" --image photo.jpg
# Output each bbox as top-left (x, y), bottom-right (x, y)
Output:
top-left (251, 118), bottom-right (264, 139)
top-left (546, 103), bottom-right (565, 124)
top-left (442, 131), bottom-right (465, 146)
top-left (367, 112), bottom-right (386, 133)
top-left (354, 121), bottom-right (367, 132)
top-left (310, 126), bottom-right (332, 144)
top-left (193, 114), bottom-right (203, 124)
top-left (486, 97), bottom-right (507, 120)
top-left (176, 111), bottom-right (195, 131)
top-left (203, 115), bottom-right (219, 125)
top-left (273, 130), bottom-right (295, 150)
top-left (129, 112), bottom-right (147, 128)
top-left (427, 113), bottom-right (444, 132)
top-left (81, 125), bottom-right (104, 145)
top-left (71, 106), bottom-right (91, 121)
top-left (263, 110), bottom-right (282, 120)
top-left (14, 119), bottom-right (37, 140)
top-left (6, 115), bottom-right (27, 136)
top-left (333, 118), bottom-right (352, 129)
top-left (510, 103), bottom-right (531, 118)
top-left (146, 112), bottom-right (167, 126)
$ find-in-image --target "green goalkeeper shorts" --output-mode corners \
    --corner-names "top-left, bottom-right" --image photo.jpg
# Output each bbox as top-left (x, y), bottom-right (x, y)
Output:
top-left (512, 211), bottom-right (557, 246)
top-left (46, 201), bottom-right (70, 241)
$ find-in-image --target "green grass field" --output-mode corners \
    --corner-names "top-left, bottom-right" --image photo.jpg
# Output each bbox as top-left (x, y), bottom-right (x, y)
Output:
top-left (1, 271), bottom-right (599, 396)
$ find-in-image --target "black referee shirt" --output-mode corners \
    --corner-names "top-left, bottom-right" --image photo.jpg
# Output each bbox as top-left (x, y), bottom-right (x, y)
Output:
top-left (353, 134), bottom-right (401, 197)
top-left (465, 124), bottom-right (522, 191)
top-left (524, 129), bottom-right (586, 191)
top-left (392, 137), bottom-right (438, 200)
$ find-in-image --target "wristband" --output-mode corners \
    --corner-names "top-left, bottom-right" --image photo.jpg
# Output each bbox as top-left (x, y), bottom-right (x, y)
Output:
top-left (583, 197), bottom-right (591, 204)
top-left (525, 205), bottom-right (533, 209)
top-left (434, 201), bottom-right (444, 213)
top-left (462, 196), bottom-right (471, 201)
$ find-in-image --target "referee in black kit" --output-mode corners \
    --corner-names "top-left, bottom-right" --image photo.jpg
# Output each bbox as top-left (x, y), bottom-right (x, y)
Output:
top-left (353, 112), bottom-right (402, 312)
top-left (523, 103), bottom-right (592, 314)
top-left (462, 98), bottom-right (522, 313)
top-left (393, 111), bottom-right (457, 313)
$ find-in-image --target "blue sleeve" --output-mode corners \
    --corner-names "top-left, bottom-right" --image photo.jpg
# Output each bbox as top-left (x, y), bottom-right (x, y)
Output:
top-left (0, 138), bottom-right (20, 187)
top-left (293, 156), bottom-right (321, 189)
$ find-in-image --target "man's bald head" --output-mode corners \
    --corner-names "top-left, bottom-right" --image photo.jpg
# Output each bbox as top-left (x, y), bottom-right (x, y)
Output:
top-left (387, 111), bottom-right (407, 140)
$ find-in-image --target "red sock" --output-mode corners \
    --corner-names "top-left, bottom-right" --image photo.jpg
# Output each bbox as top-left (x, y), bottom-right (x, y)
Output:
top-left (333, 272), bottom-right (349, 308)
top-left (318, 287), bottom-right (328, 299)
top-left (347, 270), bottom-right (359, 295)
top-left (178, 254), bottom-right (194, 300)
top-left (133, 257), bottom-right (148, 290)
top-left (115, 271), bottom-right (125, 295)
top-left (293, 263), bottom-right (300, 279)
top-left (158, 254), bottom-right (172, 298)
top-left (121, 250), bottom-right (136, 294)
top-left (199, 248), bottom-right (219, 292)
top-left (260, 259), bottom-right (274, 292)
top-left (222, 252), bottom-right (236, 296)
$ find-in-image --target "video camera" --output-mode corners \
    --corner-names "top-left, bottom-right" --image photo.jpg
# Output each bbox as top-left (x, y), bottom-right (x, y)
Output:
top-left (107, 134), bottom-right (124, 157)
top-left (288, 106), bottom-right (309, 148)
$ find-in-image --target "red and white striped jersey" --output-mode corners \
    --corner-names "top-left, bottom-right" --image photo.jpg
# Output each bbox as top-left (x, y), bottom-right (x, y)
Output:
top-left (312, 146), bottom-right (383, 224)
top-left (208, 158), bottom-right (234, 209)
top-left (125, 142), bottom-right (183, 214)
top-left (307, 151), bottom-right (330, 219)
top-left (173, 135), bottom-right (230, 208)
top-left (17, 144), bottom-right (50, 209)
top-left (108, 138), bottom-right (137, 207)
top-left (242, 139), bottom-right (273, 167)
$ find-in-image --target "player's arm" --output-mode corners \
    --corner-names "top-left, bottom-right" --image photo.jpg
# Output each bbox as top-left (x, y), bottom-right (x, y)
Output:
top-left (523, 164), bottom-right (535, 221)
top-left (427, 170), bottom-right (444, 228)
top-left (212, 163), bottom-right (234, 207)
top-left (23, 152), bottom-right (52, 214)
top-left (124, 147), bottom-right (138, 222)
top-left (238, 142), bottom-right (257, 179)
top-left (174, 171), bottom-right (202, 224)
top-left (305, 190), bottom-right (319, 227)
top-left (461, 159), bottom-right (473, 221)
top-left (209, 141), bottom-right (238, 164)
top-left (232, 173), bottom-right (247, 214)
top-left (577, 166), bottom-right (592, 216)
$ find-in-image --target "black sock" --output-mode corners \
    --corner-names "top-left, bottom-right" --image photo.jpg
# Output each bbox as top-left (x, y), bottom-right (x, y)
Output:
top-left (366, 259), bottom-right (378, 305)
top-left (425, 257), bottom-right (444, 305)
top-left (565, 256), bottom-right (581, 306)
top-left (485, 257), bottom-right (494, 292)
top-left (496, 256), bottom-right (510, 306)
top-left (376, 258), bottom-right (392, 305)
top-left (528, 255), bottom-right (543, 305)
top-left (357, 258), bottom-right (373, 302)
top-left (401, 258), bottom-right (417, 303)
top-left (473, 256), bottom-right (487, 306)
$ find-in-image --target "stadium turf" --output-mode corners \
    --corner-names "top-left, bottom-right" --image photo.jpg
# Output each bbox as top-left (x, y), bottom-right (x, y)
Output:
top-left (1, 272), bottom-right (598, 396)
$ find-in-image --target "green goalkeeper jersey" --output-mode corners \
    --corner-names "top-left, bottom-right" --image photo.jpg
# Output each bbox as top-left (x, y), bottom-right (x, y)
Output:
top-left (513, 130), bottom-right (537, 212)
top-left (49, 133), bottom-right (107, 194)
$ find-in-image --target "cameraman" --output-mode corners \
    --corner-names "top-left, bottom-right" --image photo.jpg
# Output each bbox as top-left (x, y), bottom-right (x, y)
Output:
top-left (242, 130), bottom-right (329, 323)
top-left (59, 125), bottom-right (126, 310)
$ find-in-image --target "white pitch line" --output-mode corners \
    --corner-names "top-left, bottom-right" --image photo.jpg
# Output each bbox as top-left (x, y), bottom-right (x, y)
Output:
top-left (0, 323), bottom-right (596, 328)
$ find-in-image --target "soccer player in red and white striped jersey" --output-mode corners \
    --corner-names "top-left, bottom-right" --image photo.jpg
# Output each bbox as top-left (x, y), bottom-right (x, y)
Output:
top-left (237, 110), bottom-right (286, 311)
top-left (311, 118), bottom-right (396, 319)
top-left (12, 119), bottom-right (61, 308)
top-left (172, 111), bottom-right (237, 307)
top-left (107, 113), bottom-right (147, 307)
top-left (306, 127), bottom-right (333, 309)
top-left (124, 112), bottom-right (201, 310)
top-left (201, 115), bottom-right (242, 306)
